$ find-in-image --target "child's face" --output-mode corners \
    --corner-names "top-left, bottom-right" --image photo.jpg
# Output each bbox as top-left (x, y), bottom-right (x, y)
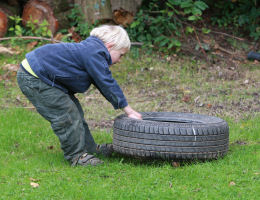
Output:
top-left (105, 43), bottom-right (127, 65)
top-left (109, 49), bottom-right (127, 65)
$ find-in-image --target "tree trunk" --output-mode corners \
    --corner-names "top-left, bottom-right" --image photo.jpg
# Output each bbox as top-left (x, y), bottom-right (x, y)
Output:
top-left (110, 0), bottom-right (142, 26)
top-left (75, 0), bottom-right (113, 24)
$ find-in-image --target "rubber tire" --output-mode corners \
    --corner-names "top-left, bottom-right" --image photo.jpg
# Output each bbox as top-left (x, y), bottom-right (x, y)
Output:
top-left (113, 112), bottom-right (229, 160)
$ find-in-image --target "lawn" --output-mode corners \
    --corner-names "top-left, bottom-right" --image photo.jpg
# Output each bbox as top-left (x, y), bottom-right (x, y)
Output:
top-left (0, 44), bottom-right (259, 199)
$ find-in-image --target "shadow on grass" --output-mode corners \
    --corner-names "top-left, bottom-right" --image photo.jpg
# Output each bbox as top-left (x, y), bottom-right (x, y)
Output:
top-left (105, 152), bottom-right (224, 168)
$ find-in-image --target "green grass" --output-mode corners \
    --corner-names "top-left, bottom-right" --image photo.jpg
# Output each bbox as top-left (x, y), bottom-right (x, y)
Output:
top-left (0, 44), bottom-right (260, 199)
top-left (0, 108), bottom-right (259, 200)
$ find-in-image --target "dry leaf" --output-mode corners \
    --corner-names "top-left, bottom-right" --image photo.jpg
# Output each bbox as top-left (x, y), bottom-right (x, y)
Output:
top-left (169, 181), bottom-right (173, 188)
top-left (29, 178), bottom-right (39, 182)
top-left (0, 46), bottom-right (15, 55)
top-left (244, 80), bottom-right (249, 84)
top-left (171, 162), bottom-right (180, 168)
top-left (229, 181), bottom-right (236, 186)
top-left (3, 64), bottom-right (19, 72)
top-left (207, 104), bottom-right (212, 109)
top-left (47, 145), bottom-right (54, 150)
top-left (27, 41), bottom-right (38, 50)
top-left (194, 96), bottom-right (200, 103)
top-left (30, 182), bottom-right (39, 188)
top-left (54, 33), bottom-right (64, 41)
top-left (182, 94), bottom-right (191, 103)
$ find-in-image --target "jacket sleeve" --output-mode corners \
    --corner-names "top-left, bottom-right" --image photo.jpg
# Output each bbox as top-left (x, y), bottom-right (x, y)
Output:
top-left (81, 50), bottom-right (128, 109)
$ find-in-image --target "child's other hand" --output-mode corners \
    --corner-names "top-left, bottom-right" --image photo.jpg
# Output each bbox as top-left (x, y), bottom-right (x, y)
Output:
top-left (123, 105), bottom-right (142, 120)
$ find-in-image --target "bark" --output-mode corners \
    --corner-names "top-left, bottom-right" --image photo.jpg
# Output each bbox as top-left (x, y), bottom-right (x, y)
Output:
top-left (110, 0), bottom-right (142, 26)
top-left (75, 0), bottom-right (113, 24)
top-left (36, 0), bottom-right (74, 29)
top-left (110, 0), bottom-right (142, 15)
top-left (0, 2), bottom-right (20, 37)
top-left (22, 0), bottom-right (58, 35)
top-left (6, 0), bottom-right (20, 7)
top-left (0, 9), bottom-right (7, 37)
top-left (38, 0), bottom-right (74, 13)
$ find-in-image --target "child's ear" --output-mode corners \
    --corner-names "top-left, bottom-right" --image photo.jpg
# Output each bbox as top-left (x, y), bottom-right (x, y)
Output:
top-left (105, 43), bottom-right (114, 51)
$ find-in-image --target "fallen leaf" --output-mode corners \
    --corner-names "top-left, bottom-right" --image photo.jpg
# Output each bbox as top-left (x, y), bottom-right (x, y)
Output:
top-left (54, 33), bottom-right (64, 41)
top-left (29, 178), bottom-right (39, 182)
top-left (199, 103), bottom-right (204, 107)
top-left (30, 182), bottom-right (39, 188)
top-left (207, 104), bottom-right (212, 108)
top-left (182, 94), bottom-right (191, 103)
top-left (194, 96), bottom-right (200, 103)
top-left (169, 181), bottom-right (173, 188)
top-left (244, 79), bottom-right (249, 84)
top-left (27, 41), bottom-right (38, 50)
top-left (171, 162), bottom-right (180, 168)
top-left (3, 64), bottom-right (19, 72)
top-left (0, 45), bottom-right (15, 54)
top-left (47, 145), bottom-right (54, 150)
top-left (229, 181), bottom-right (236, 186)
top-left (68, 27), bottom-right (82, 42)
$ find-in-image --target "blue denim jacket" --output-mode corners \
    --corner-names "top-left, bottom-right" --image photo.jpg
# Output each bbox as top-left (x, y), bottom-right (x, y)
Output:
top-left (25, 36), bottom-right (128, 109)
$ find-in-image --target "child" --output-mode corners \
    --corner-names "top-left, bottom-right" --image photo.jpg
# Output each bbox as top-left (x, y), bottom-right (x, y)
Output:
top-left (16, 25), bottom-right (142, 167)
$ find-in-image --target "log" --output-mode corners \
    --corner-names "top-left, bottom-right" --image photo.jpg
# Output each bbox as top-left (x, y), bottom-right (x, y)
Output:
top-left (22, 0), bottom-right (59, 35)
top-left (0, 2), bottom-right (20, 37)
top-left (38, 0), bottom-right (74, 13)
top-left (75, 0), bottom-right (113, 24)
top-left (110, 0), bottom-right (142, 26)
top-left (34, 0), bottom-right (74, 28)
top-left (0, 9), bottom-right (7, 37)
top-left (7, 0), bottom-right (20, 7)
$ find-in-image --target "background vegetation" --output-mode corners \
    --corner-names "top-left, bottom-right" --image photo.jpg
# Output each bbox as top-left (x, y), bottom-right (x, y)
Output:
top-left (5, 0), bottom-right (260, 55)
top-left (1, 0), bottom-right (259, 199)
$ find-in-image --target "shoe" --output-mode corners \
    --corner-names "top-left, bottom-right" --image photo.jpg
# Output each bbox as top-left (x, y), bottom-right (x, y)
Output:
top-left (96, 143), bottom-right (114, 157)
top-left (71, 153), bottom-right (104, 167)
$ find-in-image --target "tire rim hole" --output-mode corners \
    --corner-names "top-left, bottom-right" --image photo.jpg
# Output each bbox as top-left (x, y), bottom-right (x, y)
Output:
top-left (142, 117), bottom-right (202, 123)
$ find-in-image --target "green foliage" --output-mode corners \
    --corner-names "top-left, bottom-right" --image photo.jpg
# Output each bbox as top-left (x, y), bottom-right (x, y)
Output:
top-left (127, 0), bottom-right (208, 53)
top-left (25, 18), bottom-right (52, 37)
top-left (8, 16), bottom-right (52, 38)
top-left (8, 16), bottom-right (23, 36)
top-left (64, 4), bottom-right (97, 41)
top-left (208, 0), bottom-right (260, 40)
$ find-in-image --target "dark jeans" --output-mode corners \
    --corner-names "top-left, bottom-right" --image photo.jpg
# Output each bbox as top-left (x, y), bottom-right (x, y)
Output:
top-left (16, 67), bottom-right (97, 162)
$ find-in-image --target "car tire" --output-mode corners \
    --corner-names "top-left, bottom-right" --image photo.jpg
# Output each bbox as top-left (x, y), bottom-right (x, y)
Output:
top-left (113, 112), bottom-right (229, 160)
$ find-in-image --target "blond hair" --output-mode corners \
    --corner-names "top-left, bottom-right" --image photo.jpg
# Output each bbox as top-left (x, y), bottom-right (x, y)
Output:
top-left (90, 25), bottom-right (131, 51)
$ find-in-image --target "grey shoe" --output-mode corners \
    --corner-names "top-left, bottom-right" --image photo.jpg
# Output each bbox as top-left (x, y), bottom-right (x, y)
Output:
top-left (71, 153), bottom-right (104, 167)
top-left (96, 144), bottom-right (114, 157)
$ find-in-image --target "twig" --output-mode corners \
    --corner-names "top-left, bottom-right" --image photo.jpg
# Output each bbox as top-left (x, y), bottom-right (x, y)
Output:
top-left (214, 44), bottom-right (235, 55)
top-left (143, 10), bottom-right (245, 41)
top-left (0, 36), bottom-right (61, 43)
top-left (131, 42), bottom-right (143, 46)
top-left (173, 16), bottom-right (245, 41)
top-left (210, 30), bottom-right (244, 41)
top-left (0, 36), bottom-right (143, 46)
top-left (193, 27), bottom-right (208, 61)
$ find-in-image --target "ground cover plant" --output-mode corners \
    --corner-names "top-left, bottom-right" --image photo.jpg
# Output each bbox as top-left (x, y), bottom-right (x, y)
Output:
top-left (0, 41), bottom-right (259, 199)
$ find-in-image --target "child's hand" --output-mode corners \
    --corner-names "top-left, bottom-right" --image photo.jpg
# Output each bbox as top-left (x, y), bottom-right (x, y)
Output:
top-left (123, 105), bottom-right (142, 120)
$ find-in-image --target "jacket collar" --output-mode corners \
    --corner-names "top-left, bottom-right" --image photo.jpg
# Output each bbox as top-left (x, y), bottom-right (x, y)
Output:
top-left (85, 36), bottom-right (112, 65)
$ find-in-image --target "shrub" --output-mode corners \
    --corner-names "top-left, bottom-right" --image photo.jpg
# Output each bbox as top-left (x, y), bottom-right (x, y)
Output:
top-left (206, 0), bottom-right (260, 40)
